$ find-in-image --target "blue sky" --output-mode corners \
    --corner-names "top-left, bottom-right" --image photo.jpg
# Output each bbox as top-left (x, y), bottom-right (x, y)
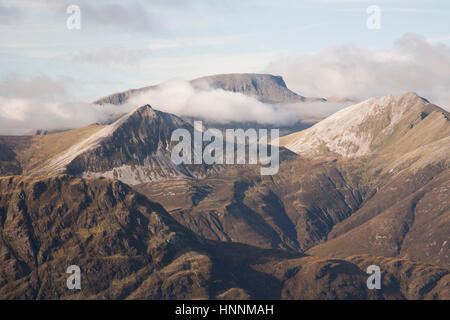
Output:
top-left (1, 0), bottom-right (449, 101)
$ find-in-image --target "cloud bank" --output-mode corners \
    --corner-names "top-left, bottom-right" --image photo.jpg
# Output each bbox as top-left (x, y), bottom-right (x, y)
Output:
top-left (125, 80), bottom-right (348, 124)
top-left (125, 80), bottom-right (301, 125)
top-left (265, 33), bottom-right (450, 111)
top-left (0, 75), bottom-right (346, 135)
top-left (0, 75), bottom-right (121, 135)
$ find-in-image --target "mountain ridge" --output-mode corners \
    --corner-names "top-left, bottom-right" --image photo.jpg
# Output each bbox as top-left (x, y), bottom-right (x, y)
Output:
top-left (279, 92), bottom-right (450, 157)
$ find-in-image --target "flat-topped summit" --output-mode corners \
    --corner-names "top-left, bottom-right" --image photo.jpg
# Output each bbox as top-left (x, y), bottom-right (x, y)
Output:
top-left (94, 73), bottom-right (325, 105)
top-left (191, 73), bottom-right (324, 103)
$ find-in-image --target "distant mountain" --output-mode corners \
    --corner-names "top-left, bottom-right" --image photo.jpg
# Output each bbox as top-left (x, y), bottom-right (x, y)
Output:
top-left (190, 73), bottom-right (325, 104)
top-left (325, 96), bottom-right (359, 104)
top-left (279, 92), bottom-right (450, 157)
top-left (94, 73), bottom-right (325, 105)
top-left (93, 73), bottom-right (327, 138)
top-left (0, 175), bottom-right (447, 299)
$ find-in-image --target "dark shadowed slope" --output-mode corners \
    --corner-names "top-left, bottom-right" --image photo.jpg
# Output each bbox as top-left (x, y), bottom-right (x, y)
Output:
top-left (0, 175), bottom-right (447, 300)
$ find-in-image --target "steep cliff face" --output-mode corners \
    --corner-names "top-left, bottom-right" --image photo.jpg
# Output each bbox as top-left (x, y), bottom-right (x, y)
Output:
top-left (0, 141), bottom-right (21, 175)
top-left (0, 175), bottom-right (201, 299)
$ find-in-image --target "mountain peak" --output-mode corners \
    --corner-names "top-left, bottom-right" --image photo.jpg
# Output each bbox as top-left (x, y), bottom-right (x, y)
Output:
top-left (191, 73), bottom-right (288, 88)
top-left (138, 104), bottom-right (153, 110)
top-left (368, 92), bottom-right (429, 107)
top-left (34, 104), bottom-right (217, 184)
top-left (191, 73), bottom-right (324, 103)
top-left (280, 93), bottom-right (449, 157)
top-left (399, 91), bottom-right (429, 102)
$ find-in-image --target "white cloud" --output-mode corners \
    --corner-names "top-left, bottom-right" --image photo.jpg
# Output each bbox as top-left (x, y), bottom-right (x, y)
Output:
top-left (0, 97), bottom-right (118, 135)
top-left (124, 80), bottom-right (347, 125)
top-left (125, 80), bottom-right (297, 125)
top-left (0, 74), bottom-right (122, 135)
top-left (0, 74), bottom-right (71, 99)
top-left (265, 33), bottom-right (450, 111)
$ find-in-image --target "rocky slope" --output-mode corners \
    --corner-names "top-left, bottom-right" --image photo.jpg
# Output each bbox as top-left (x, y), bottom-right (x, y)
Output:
top-left (0, 175), bottom-right (447, 299)
top-left (0, 140), bottom-right (22, 176)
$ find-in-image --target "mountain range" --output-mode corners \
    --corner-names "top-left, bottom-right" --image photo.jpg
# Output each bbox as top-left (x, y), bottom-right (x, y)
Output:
top-left (0, 73), bottom-right (448, 300)
top-left (94, 73), bottom-right (335, 136)
top-left (0, 175), bottom-right (447, 299)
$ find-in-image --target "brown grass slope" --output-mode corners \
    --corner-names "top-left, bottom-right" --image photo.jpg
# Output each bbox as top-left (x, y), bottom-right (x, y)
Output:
top-left (135, 158), bottom-right (372, 252)
top-left (308, 166), bottom-right (449, 266)
top-left (0, 124), bottom-right (106, 177)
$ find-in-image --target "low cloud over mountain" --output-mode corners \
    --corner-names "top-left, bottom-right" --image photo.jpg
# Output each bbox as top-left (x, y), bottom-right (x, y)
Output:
top-left (0, 74), bottom-right (130, 135)
top-left (0, 73), bottom-right (347, 135)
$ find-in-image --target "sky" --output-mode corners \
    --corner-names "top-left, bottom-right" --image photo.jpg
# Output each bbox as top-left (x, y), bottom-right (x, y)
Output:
top-left (1, 0), bottom-right (450, 133)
